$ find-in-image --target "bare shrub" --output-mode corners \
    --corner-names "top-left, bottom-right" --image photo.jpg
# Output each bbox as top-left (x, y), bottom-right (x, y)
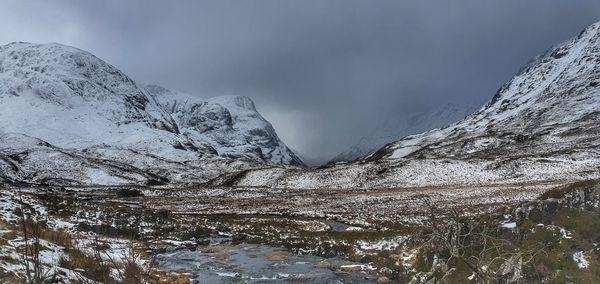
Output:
top-left (417, 194), bottom-right (547, 283)
top-left (17, 197), bottom-right (58, 283)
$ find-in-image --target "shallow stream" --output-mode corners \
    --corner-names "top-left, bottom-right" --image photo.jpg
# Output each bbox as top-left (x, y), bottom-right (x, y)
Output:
top-left (156, 243), bottom-right (377, 283)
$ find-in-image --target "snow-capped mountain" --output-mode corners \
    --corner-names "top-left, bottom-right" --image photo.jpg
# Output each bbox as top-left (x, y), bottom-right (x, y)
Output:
top-left (0, 42), bottom-right (179, 151)
top-left (375, 21), bottom-right (600, 162)
top-left (330, 102), bottom-right (482, 163)
top-left (213, 21), bottom-right (600, 189)
top-left (144, 84), bottom-right (303, 165)
top-left (0, 42), bottom-right (301, 185)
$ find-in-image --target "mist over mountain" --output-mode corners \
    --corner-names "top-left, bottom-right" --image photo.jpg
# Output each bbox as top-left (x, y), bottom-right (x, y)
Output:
top-left (2, 3), bottom-right (600, 283)
top-left (3, 1), bottom-right (599, 160)
top-left (215, 21), bottom-right (600, 189)
top-left (330, 101), bottom-right (484, 163)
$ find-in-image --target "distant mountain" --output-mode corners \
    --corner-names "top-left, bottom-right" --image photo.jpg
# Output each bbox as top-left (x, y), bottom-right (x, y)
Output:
top-left (213, 21), bottom-right (600, 189)
top-left (330, 102), bottom-right (483, 163)
top-left (0, 42), bottom-right (300, 185)
top-left (144, 84), bottom-right (303, 166)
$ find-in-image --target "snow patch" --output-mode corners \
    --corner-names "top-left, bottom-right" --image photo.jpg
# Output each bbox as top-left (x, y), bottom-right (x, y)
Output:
top-left (572, 251), bottom-right (589, 269)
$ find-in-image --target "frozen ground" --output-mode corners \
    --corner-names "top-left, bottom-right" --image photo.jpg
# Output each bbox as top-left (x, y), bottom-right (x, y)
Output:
top-left (1, 178), bottom-right (599, 283)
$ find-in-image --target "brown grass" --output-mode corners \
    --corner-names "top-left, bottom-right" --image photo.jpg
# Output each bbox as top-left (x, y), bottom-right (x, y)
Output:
top-left (0, 269), bottom-right (21, 284)
top-left (265, 251), bottom-right (290, 260)
top-left (539, 179), bottom-right (599, 200)
top-left (314, 261), bottom-right (337, 269)
top-left (122, 261), bottom-right (145, 284)
top-left (40, 228), bottom-right (72, 248)
top-left (0, 230), bottom-right (17, 246)
top-left (150, 271), bottom-right (191, 284)
top-left (59, 248), bottom-right (114, 283)
top-left (0, 255), bottom-right (19, 265)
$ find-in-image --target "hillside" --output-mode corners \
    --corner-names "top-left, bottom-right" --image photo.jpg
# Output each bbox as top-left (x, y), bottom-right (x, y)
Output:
top-left (214, 21), bottom-right (600, 189)
top-left (330, 102), bottom-right (482, 162)
top-left (0, 42), bottom-right (301, 185)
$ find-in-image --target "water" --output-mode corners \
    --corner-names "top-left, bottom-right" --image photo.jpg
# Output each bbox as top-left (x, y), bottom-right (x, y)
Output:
top-left (156, 243), bottom-right (378, 283)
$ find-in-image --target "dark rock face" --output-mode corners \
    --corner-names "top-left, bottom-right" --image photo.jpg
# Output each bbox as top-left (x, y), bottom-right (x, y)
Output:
top-left (186, 103), bottom-right (234, 133)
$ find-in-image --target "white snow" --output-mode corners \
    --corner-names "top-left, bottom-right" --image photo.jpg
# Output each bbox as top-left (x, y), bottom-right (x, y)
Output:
top-left (0, 42), bottom-right (302, 185)
top-left (560, 228), bottom-right (573, 240)
top-left (501, 222), bottom-right (517, 229)
top-left (339, 263), bottom-right (377, 271)
top-left (572, 251), bottom-right (589, 269)
top-left (344, 226), bottom-right (364, 232)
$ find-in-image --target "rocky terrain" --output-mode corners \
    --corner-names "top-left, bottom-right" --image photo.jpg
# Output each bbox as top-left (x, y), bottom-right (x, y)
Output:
top-left (144, 84), bottom-right (303, 166)
top-left (1, 177), bottom-right (598, 283)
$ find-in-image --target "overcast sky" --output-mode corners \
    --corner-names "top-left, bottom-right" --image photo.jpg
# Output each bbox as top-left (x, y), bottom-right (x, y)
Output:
top-left (1, 1), bottom-right (599, 162)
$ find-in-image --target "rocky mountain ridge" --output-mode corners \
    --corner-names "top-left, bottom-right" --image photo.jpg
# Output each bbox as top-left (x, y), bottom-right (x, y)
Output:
top-left (0, 42), bottom-right (301, 185)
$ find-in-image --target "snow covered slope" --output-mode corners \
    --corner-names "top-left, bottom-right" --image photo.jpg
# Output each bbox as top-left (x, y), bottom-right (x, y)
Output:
top-left (0, 42), bottom-right (301, 185)
top-left (377, 21), bottom-right (600, 162)
top-left (0, 131), bottom-right (268, 186)
top-left (214, 21), bottom-right (600, 189)
top-left (330, 102), bottom-right (482, 163)
top-left (0, 42), bottom-right (181, 153)
top-left (144, 85), bottom-right (303, 165)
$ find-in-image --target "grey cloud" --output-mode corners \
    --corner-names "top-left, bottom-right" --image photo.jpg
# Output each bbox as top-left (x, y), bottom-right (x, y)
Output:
top-left (1, 0), bottom-right (599, 162)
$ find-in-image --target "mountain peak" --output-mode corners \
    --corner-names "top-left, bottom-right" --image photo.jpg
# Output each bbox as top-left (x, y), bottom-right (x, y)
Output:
top-left (206, 95), bottom-right (257, 112)
top-left (0, 42), bottom-right (117, 76)
top-left (144, 85), bottom-right (304, 166)
top-left (0, 43), bottom-right (303, 185)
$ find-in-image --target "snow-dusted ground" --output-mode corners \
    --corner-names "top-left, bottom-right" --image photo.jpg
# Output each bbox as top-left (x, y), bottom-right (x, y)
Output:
top-left (0, 188), bottom-right (153, 282)
top-left (2, 178), bottom-right (597, 283)
top-left (572, 251), bottom-right (590, 269)
top-left (140, 181), bottom-right (564, 227)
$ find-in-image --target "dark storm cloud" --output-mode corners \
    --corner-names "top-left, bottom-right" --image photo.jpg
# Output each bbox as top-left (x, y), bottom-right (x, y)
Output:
top-left (1, 1), bottom-right (599, 161)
